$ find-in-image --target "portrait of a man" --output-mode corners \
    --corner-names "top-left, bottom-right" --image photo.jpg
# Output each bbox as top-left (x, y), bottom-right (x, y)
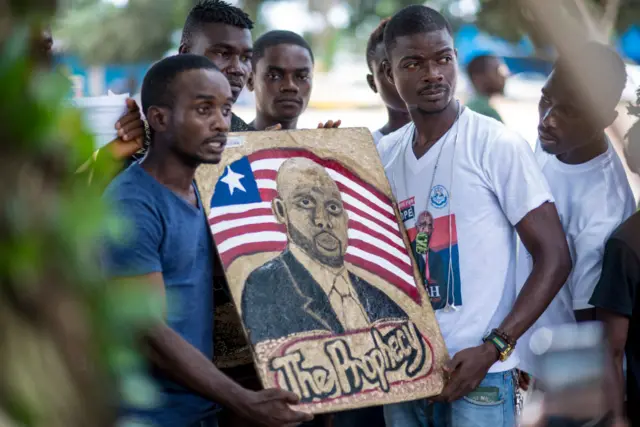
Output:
top-left (411, 211), bottom-right (447, 309)
top-left (241, 157), bottom-right (408, 344)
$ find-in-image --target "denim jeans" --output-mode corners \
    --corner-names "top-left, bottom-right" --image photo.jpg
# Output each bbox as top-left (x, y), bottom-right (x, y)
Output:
top-left (384, 370), bottom-right (517, 427)
top-left (191, 415), bottom-right (217, 427)
top-left (333, 406), bottom-right (386, 427)
top-left (118, 414), bottom-right (217, 427)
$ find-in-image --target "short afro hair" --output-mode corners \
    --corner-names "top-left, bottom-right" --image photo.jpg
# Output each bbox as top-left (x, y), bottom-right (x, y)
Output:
top-left (181, 0), bottom-right (254, 48)
top-left (366, 18), bottom-right (390, 72)
top-left (466, 54), bottom-right (500, 79)
top-left (384, 5), bottom-right (452, 56)
top-left (555, 41), bottom-right (627, 112)
top-left (141, 54), bottom-right (220, 117)
top-left (251, 30), bottom-right (314, 68)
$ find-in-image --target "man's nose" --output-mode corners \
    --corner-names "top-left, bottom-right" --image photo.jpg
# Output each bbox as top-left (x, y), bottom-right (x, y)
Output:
top-left (280, 75), bottom-right (298, 93)
top-left (225, 55), bottom-right (245, 76)
top-left (211, 109), bottom-right (230, 133)
top-left (422, 63), bottom-right (443, 83)
top-left (541, 107), bottom-right (558, 128)
top-left (313, 205), bottom-right (332, 229)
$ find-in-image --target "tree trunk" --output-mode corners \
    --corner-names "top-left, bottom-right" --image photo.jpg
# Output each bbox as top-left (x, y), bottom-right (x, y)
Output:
top-left (569, 0), bottom-right (621, 41)
top-left (307, 0), bottom-right (338, 71)
top-left (601, 0), bottom-right (621, 40)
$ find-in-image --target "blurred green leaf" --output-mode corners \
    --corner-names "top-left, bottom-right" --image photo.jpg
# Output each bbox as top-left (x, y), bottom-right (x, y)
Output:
top-left (120, 372), bottom-right (161, 409)
top-left (475, 0), bottom-right (640, 51)
top-left (1, 4), bottom-right (159, 426)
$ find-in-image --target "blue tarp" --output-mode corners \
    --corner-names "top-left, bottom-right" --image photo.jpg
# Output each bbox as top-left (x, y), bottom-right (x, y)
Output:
top-left (454, 24), bottom-right (534, 66)
top-left (456, 23), bottom-right (639, 78)
top-left (619, 25), bottom-right (640, 63)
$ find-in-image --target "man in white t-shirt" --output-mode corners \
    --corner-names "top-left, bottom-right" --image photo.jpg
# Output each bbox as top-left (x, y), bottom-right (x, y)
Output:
top-left (365, 18), bottom-right (411, 145)
top-left (515, 43), bottom-right (635, 381)
top-left (378, 6), bottom-right (572, 427)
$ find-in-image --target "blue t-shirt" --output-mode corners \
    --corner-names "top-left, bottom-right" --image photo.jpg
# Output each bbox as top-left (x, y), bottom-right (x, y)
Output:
top-left (103, 162), bottom-right (216, 426)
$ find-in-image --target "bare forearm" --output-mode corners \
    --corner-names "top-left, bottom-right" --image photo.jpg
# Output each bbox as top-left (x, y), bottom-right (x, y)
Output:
top-left (143, 324), bottom-right (249, 412)
top-left (608, 353), bottom-right (626, 420)
top-left (503, 202), bottom-right (571, 341)
top-left (599, 309), bottom-right (630, 422)
top-left (500, 255), bottom-right (571, 340)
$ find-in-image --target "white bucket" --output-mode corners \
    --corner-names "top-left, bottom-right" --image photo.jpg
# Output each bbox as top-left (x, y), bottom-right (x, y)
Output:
top-left (73, 92), bottom-right (130, 150)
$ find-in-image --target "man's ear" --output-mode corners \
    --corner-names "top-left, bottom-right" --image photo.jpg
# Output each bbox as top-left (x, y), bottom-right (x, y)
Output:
top-left (146, 106), bottom-right (170, 134)
top-left (383, 60), bottom-right (394, 85)
top-left (178, 43), bottom-right (189, 54)
top-left (247, 72), bottom-right (255, 92)
top-left (366, 74), bottom-right (377, 93)
top-left (272, 197), bottom-right (287, 224)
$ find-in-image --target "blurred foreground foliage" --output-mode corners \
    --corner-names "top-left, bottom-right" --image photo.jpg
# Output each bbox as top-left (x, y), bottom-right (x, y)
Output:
top-left (53, 0), bottom-right (457, 68)
top-left (54, 0), bottom-right (640, 67)
top-left (0, 3), bottom-right (161, 427)
top-left (476, 0), bottom-right (640, 52)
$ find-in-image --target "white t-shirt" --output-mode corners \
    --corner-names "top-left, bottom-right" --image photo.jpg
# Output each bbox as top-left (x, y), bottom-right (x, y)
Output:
top-left (516, 139), bottom-right (635, 377)
top-left (372, 129), bottom-right (384, 146)
top-left (377, 108), bottom-right (553, 372)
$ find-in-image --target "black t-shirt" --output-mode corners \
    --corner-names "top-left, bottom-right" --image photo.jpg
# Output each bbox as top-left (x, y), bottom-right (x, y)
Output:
top-left (590, 211), bottom-right (640, 425)
top-left (230, 112), bottom-right (255, 132)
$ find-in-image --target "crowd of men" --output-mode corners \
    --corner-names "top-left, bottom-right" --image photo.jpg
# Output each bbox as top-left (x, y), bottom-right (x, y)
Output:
top-left (42, 0), bottom-right (640, 426)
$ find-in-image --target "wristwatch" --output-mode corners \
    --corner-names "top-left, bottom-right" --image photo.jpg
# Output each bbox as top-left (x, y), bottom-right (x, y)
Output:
top-left (482, 329), bottom-right (516, 362)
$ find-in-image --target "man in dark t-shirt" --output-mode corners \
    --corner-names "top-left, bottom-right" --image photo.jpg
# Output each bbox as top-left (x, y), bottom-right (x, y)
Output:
top-left (126, 0), bottom-right (256, 166)
top-left (246, 30), bottom-right (339, 131)
top-left (590, 211), bottom-right (640, 427)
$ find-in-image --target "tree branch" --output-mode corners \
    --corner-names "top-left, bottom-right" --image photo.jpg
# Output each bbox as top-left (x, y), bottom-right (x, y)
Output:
top-left (601, 0), bottom-right (621, 38)
top-left (571, 0), bottom-right (601, 37)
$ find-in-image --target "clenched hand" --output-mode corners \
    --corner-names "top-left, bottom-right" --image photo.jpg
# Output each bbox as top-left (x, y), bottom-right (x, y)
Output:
top-left (434, 342), bottom-right (498, 403)
top-left (238, 388), bottom-right (314, 427)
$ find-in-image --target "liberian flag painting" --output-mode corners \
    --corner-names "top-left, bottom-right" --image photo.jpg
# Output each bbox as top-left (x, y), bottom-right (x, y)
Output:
top-left (208, 148), bottom-right (420, 302)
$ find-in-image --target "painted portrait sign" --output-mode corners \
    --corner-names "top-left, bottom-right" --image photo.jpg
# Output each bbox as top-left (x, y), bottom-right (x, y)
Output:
top-left (196, 128), bottom-right (447, 413)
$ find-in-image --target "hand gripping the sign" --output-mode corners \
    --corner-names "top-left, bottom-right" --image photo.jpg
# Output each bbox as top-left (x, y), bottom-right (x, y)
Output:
top-left (317, 119), bottom-right (341, 128)
top-left (235, 388), bottom-right (314, 427)
top-left (433, 341), bottom-right (499, 403)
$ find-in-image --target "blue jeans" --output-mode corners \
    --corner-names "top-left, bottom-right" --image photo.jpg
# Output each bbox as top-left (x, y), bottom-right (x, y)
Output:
top-left (384, 370), bottom-right (517, 427)
top-left (118, 415), bottom-right (217, 427)
top-left (191, 415), bottom-right (217, 427)
top-left (333, 406), bottom-right (385, 427)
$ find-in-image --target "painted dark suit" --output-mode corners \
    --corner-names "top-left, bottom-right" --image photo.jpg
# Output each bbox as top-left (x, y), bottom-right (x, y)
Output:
top-left (241, 249), bottom-right (408, 344)
top-left (411, 241), bottom-right (445, 283)
top-left (411, 240), bottom-right (448, 310)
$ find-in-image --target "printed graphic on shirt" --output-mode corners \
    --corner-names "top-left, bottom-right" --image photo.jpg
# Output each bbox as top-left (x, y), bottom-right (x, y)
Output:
top-left (399, 197), bottom-right (416, 222)
top-left (430, 185), bottom-right (449, 210)
top-left (400, 195), bottom-right (462, 311)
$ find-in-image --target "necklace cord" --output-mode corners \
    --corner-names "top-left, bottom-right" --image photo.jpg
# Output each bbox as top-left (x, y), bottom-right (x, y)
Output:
top-left (393, 101), bottom-right (463, 311)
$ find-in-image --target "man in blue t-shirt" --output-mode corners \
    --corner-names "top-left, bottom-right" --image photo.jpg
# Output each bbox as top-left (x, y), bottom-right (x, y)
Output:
top-left (103, 54), bottom-right (313, 427)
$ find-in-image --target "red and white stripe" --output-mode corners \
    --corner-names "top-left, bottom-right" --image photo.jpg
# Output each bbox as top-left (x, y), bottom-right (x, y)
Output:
top-left (209, 149), bottom-right (418, 300)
